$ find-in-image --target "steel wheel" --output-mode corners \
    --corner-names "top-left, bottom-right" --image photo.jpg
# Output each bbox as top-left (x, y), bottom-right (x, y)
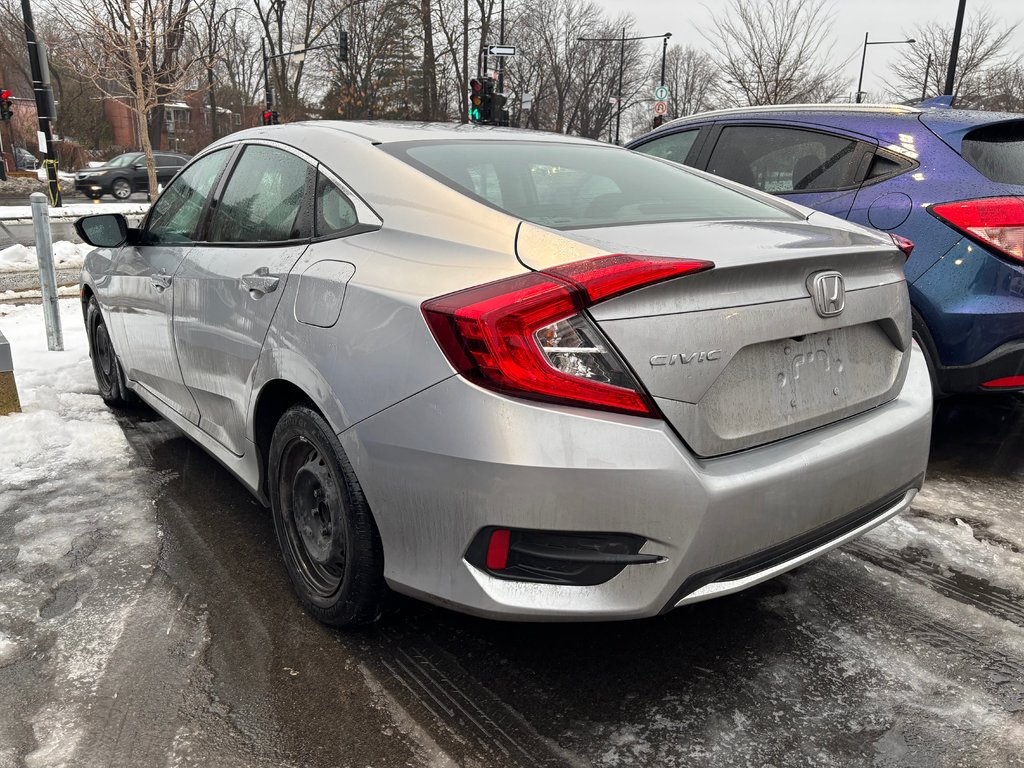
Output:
top-left (278, 436), bottom-right (347, 598)
top-left (111, 178), bottom-right (131, 199)
top-left (86, 296), bottom-right (130, 406)
top-left (268, 405), bottom-right (386, 627)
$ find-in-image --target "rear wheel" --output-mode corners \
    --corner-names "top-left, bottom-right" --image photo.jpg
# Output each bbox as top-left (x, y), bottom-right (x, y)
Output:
top-left (111, 178), bottom-right (132, 200)
top-left (269, 406), bottom-right (386, 627)
top-left (86, 297), bottom-right (131, 406)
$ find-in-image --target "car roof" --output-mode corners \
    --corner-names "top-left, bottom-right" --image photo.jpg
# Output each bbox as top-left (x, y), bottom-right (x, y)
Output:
top-left (289, 120), bottom-right (603, 146)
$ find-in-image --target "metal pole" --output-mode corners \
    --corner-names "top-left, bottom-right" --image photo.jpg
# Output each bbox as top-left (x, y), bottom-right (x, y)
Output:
top-left (29, 192), bottom-right (63, 351)
top-left (615, 27), bottom-right (625, 145)
top-left (21, 0), bottom-right (61, 207)
top-left (856, 32), bottom-right (868, 104)
top-left (262, 38), bottom-right (272, 111)
top-left (943, 0), bottom-right (967, 97)
top-left (922, 53), bottom-right (932, 101)
top-left (660, 35), bottom-right (669, 86)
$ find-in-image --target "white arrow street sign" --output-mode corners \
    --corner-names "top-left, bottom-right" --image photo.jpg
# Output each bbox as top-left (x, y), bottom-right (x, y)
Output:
top-left (487, 45), bottom-right (517, 57)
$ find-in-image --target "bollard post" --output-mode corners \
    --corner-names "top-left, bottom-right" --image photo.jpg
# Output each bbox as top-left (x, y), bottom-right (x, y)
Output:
top-left (29, 191), bottom-right (63, 351)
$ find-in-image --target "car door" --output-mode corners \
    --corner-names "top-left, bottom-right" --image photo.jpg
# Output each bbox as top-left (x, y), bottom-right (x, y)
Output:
top-left (172, 142), bottom-right (314, 455)
top-left (700, 123), bottom-right (876, 219)
top-left (155, 153), bottom-right (182, 188)
top-left (116, 147), bottom-right (233, 422)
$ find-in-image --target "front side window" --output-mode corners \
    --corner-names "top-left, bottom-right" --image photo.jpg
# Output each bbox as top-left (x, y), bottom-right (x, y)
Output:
top-left (208, 144), bottom-right (311, 243)
top-left (707, 125), bottom-right (862, 193)
top-left (389, 140), bottom-right (792, 229)
top-left (144, 148), bottom-right (230, 245)
top-left (634, 129), bottom-right (699, 166)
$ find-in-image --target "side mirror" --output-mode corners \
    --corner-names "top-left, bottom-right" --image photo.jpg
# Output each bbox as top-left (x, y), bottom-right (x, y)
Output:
top-left (75, 214), bottom-right (128, 248)
top-left (133, 163), bottom-right (145, 170)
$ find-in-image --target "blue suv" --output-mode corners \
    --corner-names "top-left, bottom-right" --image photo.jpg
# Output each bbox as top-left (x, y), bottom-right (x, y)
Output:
top-left (629, 103), bottom-right (1024, 395)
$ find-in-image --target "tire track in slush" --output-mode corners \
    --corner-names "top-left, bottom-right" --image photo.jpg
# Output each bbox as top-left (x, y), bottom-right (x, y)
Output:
top-left (363, 623), bottom-right (584, 768)
top-left (810, 550), bottom-right (1024, 713)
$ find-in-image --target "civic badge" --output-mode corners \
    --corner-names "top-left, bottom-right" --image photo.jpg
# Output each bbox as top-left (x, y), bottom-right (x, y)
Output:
top-left (809, 271), bottom-right (845, 318)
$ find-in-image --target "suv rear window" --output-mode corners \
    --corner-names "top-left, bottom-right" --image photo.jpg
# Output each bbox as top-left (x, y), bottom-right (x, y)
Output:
top-left (962, 121), bottom-right (1024, 185)
top-left (387, 140), bottom-right (792, 229)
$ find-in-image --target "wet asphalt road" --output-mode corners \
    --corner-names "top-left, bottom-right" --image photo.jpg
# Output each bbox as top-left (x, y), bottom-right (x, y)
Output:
top-left (71, 396), bottom-right (1024, 766)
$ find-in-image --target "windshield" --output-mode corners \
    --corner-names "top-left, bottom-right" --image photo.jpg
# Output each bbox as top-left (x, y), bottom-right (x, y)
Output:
top-left (107, 153), bottom-right (142, 168)
top-left (387, 140), bottom-right (793, 229)
top-left (962, 121), bottom-right (1024, 185)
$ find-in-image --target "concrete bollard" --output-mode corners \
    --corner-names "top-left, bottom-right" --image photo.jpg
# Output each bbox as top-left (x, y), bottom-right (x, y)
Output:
top-left (29, 192), bottom-right (64, 351)
top-left (0, 329), bottom-right (21, 415)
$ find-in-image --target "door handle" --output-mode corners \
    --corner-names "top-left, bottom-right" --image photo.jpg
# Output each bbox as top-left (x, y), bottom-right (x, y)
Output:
top-left (150, 273), bottom-right (172, 292)
top-left (240, 267), bottom-right (280, 298)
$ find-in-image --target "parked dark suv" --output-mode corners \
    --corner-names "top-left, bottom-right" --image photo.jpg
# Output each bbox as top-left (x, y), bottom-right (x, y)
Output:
top-left (74, 151), bottom-right (190, 200)
top-left (630, 103), bottom-right (1024, 396)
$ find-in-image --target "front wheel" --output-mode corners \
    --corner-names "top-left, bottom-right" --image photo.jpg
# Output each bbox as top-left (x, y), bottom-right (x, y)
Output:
top-left (111, 178), bottom-right (132, 200)
top-left (269, 406), bottom-right (386, 627)
top-left (86, 297), bottom-right (131, 406)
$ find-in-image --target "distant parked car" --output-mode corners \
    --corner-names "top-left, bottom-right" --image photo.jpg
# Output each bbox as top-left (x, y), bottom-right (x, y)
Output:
top-left (13, 147), bottom-right (38, 171)
top-left (630, 102), bottom-right (1024, 396)
top-left (74, 151), bottom-right (190, 200)
top-left (75, 122), bottom-right (931, 627)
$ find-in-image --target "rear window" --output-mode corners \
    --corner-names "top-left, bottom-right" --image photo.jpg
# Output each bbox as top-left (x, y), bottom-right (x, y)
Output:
top-left (962, 121), bottom-right (1024, 185)
top-left (386, 140), bottom-right (792, 229)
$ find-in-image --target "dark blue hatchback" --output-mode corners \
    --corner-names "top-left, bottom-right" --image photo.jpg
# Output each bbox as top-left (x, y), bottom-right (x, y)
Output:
top-left (629, 104), bottom-right (1024, 395)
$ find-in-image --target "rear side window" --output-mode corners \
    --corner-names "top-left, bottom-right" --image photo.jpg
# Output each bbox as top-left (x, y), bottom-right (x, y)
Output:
top-left (708, 125), bottom-right (862, 193)
top-left (962, 121), bottom-right (1024, 185)
top-left (389, 140), bottom-right (792, 229)
top-left (634, 130), bottom-right (699, 165)
top-left (208, 145), bottom-right (311, 243)
top-left (315, 173), bottom-right (358, 237)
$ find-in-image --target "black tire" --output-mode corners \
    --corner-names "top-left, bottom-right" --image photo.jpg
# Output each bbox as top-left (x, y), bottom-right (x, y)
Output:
top-left (85, 191), bottom-right (102, 200)
top-left (85, 297), bottom-right (132, 406)
top-left (111, 178), bottom-right (132, 200)
top-left (269, 405), bottom-right (386, 627)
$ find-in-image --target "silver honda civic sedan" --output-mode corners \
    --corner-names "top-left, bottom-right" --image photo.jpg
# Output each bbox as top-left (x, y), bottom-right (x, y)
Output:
top-left (75, 122), bottom-right (932, 626)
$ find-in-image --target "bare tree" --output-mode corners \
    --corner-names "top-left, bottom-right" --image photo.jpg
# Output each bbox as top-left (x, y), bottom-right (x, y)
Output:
top-left (706, 0), bottom-right (849, 106)
top-left (885, 9), bottom-right (1018, 106)
top-left (663, 44), bottom-right (719, 119)
top-left (56, 0), bottom-right (204, 196)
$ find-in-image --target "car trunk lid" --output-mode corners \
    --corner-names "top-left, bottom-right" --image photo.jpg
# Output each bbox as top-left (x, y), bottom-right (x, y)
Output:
top-left (517, 218), bottom-right (912, 456)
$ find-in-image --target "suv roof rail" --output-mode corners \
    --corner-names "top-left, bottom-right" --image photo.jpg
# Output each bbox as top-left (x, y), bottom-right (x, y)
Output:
top-left (660, 102), bottom-right (922, 130)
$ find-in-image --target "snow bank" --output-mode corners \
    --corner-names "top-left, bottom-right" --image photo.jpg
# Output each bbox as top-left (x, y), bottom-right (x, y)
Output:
top-left (0, 202), bottom-right (149, 221)
top-left (0, 241), bottom-right (93, 273)
top-left (0, 300), bottom-right (161, 766)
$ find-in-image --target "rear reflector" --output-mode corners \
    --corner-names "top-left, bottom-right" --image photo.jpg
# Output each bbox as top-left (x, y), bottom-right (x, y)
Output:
top-left (485, 529), bottom-right (511, 570)
top-left (423, 255), bottom-right (713, 416)
top-left (981, 375), bottom-right (1024, 390)
top-left (931, 197), bottom-right (1024, 262)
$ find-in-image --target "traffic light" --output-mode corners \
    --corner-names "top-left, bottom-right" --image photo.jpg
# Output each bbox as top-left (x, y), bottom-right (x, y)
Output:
top-left (262, 110), bottom-right (280, 126)
top-left (652, 115), bottom-right (665, 128)
top-left (492, 91), bottom-right (508, 126)
top-left (0, 90), bottom-right (12, 122)
top-left (339, 30), bottom-right (349, 64)
top-left (469, 79), bottom-right (483, 122)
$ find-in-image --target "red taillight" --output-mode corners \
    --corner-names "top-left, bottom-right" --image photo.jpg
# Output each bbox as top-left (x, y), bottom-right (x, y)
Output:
top-left (422, 254), bottom-right (713, 416)
top-left (890, 233), bottom-right (914, 260)
top-left (981, 375), bottom-right (1024, 390)
top-left (485, 529), bottom-right (511, 570)
top-left (931, 197), bottom-right (1024, 262)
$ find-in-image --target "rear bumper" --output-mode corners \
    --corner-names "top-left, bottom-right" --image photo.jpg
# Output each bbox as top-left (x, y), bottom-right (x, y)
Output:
top-left (933, 340), bottom-right (1024, 393)
top-left (339, 343), bottom-right (933, 621)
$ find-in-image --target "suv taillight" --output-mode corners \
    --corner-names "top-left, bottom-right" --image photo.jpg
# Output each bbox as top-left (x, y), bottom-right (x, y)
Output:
top-left (422, 255), bottom-right (713, 417)
top-left (930, 197), bottom-right (1024, 262)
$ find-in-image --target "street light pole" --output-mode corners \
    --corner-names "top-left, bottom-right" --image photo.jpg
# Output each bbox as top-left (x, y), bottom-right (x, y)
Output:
top-left (20, 0), bottom-right (60, 206)
top-left (577, 31), bottom-right (672, 146)
top-left (855, 33), bottom-right (916, 104)
top-left (922, 53), bottom-right (932, 101)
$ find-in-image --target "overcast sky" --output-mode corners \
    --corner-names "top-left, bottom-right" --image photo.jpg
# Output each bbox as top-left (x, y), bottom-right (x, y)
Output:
top-left (594, 0), bottom-right (1023, 101)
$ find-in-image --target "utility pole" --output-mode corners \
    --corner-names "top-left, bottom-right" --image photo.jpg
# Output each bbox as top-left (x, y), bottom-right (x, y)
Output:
top-left (944, 0), bottom-right (967, 98)
top-left (21, 0), bottom-right (60, 206)
top-left (616, 27), bottom-right (625, 145)
top-left (922, 53), bottom-right (932, 101)
top-left (262, 38), bottom-right (273, 113)
top-left (856, 33), bottom-right (916, 104)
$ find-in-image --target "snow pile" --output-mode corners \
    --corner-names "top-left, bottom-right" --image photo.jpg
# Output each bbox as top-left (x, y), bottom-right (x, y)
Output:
top-left (0, 240), bottom-right (93, 273)
top-left (0, 202), bottom-right (149, 220)
top-left (0, 300), bottom-right (161, 765)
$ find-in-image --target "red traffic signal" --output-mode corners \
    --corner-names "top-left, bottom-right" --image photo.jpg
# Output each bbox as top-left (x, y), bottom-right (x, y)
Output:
top-left (0, 90), bottom-right (12, 122)
top-left (262, 110), bottom-right (273, 126)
